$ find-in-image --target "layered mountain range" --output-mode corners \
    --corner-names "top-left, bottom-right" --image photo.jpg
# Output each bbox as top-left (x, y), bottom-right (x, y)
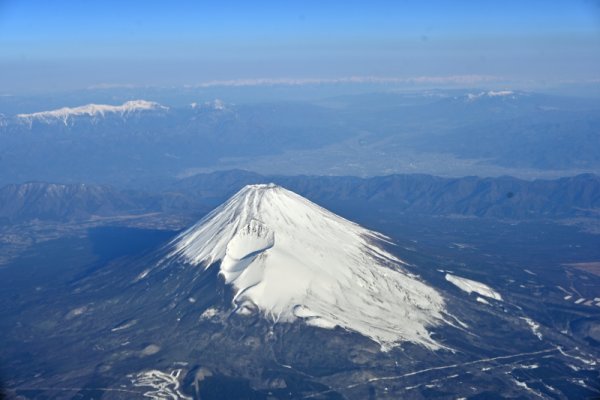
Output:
top-left (1, 171), bottom-right (598, 223)
top-left (1, 90), bottom-right (599, 184)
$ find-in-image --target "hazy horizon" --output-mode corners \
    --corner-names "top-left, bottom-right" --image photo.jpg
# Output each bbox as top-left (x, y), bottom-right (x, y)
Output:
top-left (1, 0), bottom-right (599, 93)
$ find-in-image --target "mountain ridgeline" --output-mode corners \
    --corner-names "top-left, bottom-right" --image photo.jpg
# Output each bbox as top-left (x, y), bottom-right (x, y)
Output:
top-left (0, 182), bottom-right (160, 223)
top-left (1, 171), bottom-right (598, 223)
top-left (174, 170), bottom-right (600, 219)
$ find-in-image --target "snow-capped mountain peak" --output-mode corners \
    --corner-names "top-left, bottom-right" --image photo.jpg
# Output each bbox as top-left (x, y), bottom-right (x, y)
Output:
top-left (465, 90), bottom-right (519, 101)
top-left (167, 184), bottom-right (447, 350)
top-left (16, 100), bottom-right (168, 125)
top-left (190, 99), bottom-right (228, 111)
top-left (205, 99), bottom-right (226, 110)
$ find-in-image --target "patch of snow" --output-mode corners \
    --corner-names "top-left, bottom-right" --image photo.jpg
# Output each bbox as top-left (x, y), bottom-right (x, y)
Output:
top-left (574, 298), bottom-right (585, 304)
top-left (446, 313), bottom-right (469, 329)
top-left (111, 319), bottom-right (138, 332)
top-left (451, 242), bottom-right (472, 249)
top-left (168, 184), bottom-right (448, 350)
top-left (173, 361), bottom-right (189, 366)
top-left (134, 269), bottom-right (151, 282)
top-left (556, 346), bottom-right (597, 366)
top-left (556, 286), bottom-right (570, 294)
top-left (518, 364), bottom-right (539, 369)
top-left (488, 90), bottom-right (514, 97)
top-left (140, 344), bottom-right (161, 356)
top-left (199, 307), bottom-right (218, 320)
top-left (235, 302), bottom-right (255, 316)
top-left (131, 369), bottom-right (191, 400)
top-left (466, 90), bottom-right (516, 101)
top-left (445, 273), bottom-right (502, 301)
top-left (65, 306), bottom-right (88, 319)
top-left (572, 378), bottom-right (597, 391)
top-left (520, 317), bottom-right (543, 340)
top-left (512, 379), bottom-right (542, 397)
top-left (17, 100), bottom-right (167, 125)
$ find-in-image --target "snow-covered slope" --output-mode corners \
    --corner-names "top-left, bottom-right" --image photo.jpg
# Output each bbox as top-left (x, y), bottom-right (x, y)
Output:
top-left (167, 184), bottom-right (447, 350)
top-left (445, 273), bottom-right (503, 301)
top-left (16, 100), bottom-right (167, 125)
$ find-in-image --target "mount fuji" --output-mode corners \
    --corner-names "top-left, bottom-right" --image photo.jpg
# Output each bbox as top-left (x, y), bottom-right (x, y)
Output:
top-left (162, 184), bottom-right (448, 350)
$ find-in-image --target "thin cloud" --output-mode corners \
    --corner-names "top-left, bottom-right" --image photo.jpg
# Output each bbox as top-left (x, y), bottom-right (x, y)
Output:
top-left (192, 75), bottom-right (501, 88)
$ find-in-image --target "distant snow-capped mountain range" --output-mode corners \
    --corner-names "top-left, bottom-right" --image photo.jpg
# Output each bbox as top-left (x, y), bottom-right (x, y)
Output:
top-left (6, 90), bottom-right (527, 127)
top-left (465, 90), bottom-right (523, 101)
top-left (16, 100), bottom-right (168, 125)
top-left (11, 99), bottom-right (233, 126)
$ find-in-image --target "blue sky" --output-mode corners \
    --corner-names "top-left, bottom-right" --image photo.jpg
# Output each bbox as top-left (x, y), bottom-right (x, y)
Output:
top-left (0, 0), bottom-right (599, 92)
